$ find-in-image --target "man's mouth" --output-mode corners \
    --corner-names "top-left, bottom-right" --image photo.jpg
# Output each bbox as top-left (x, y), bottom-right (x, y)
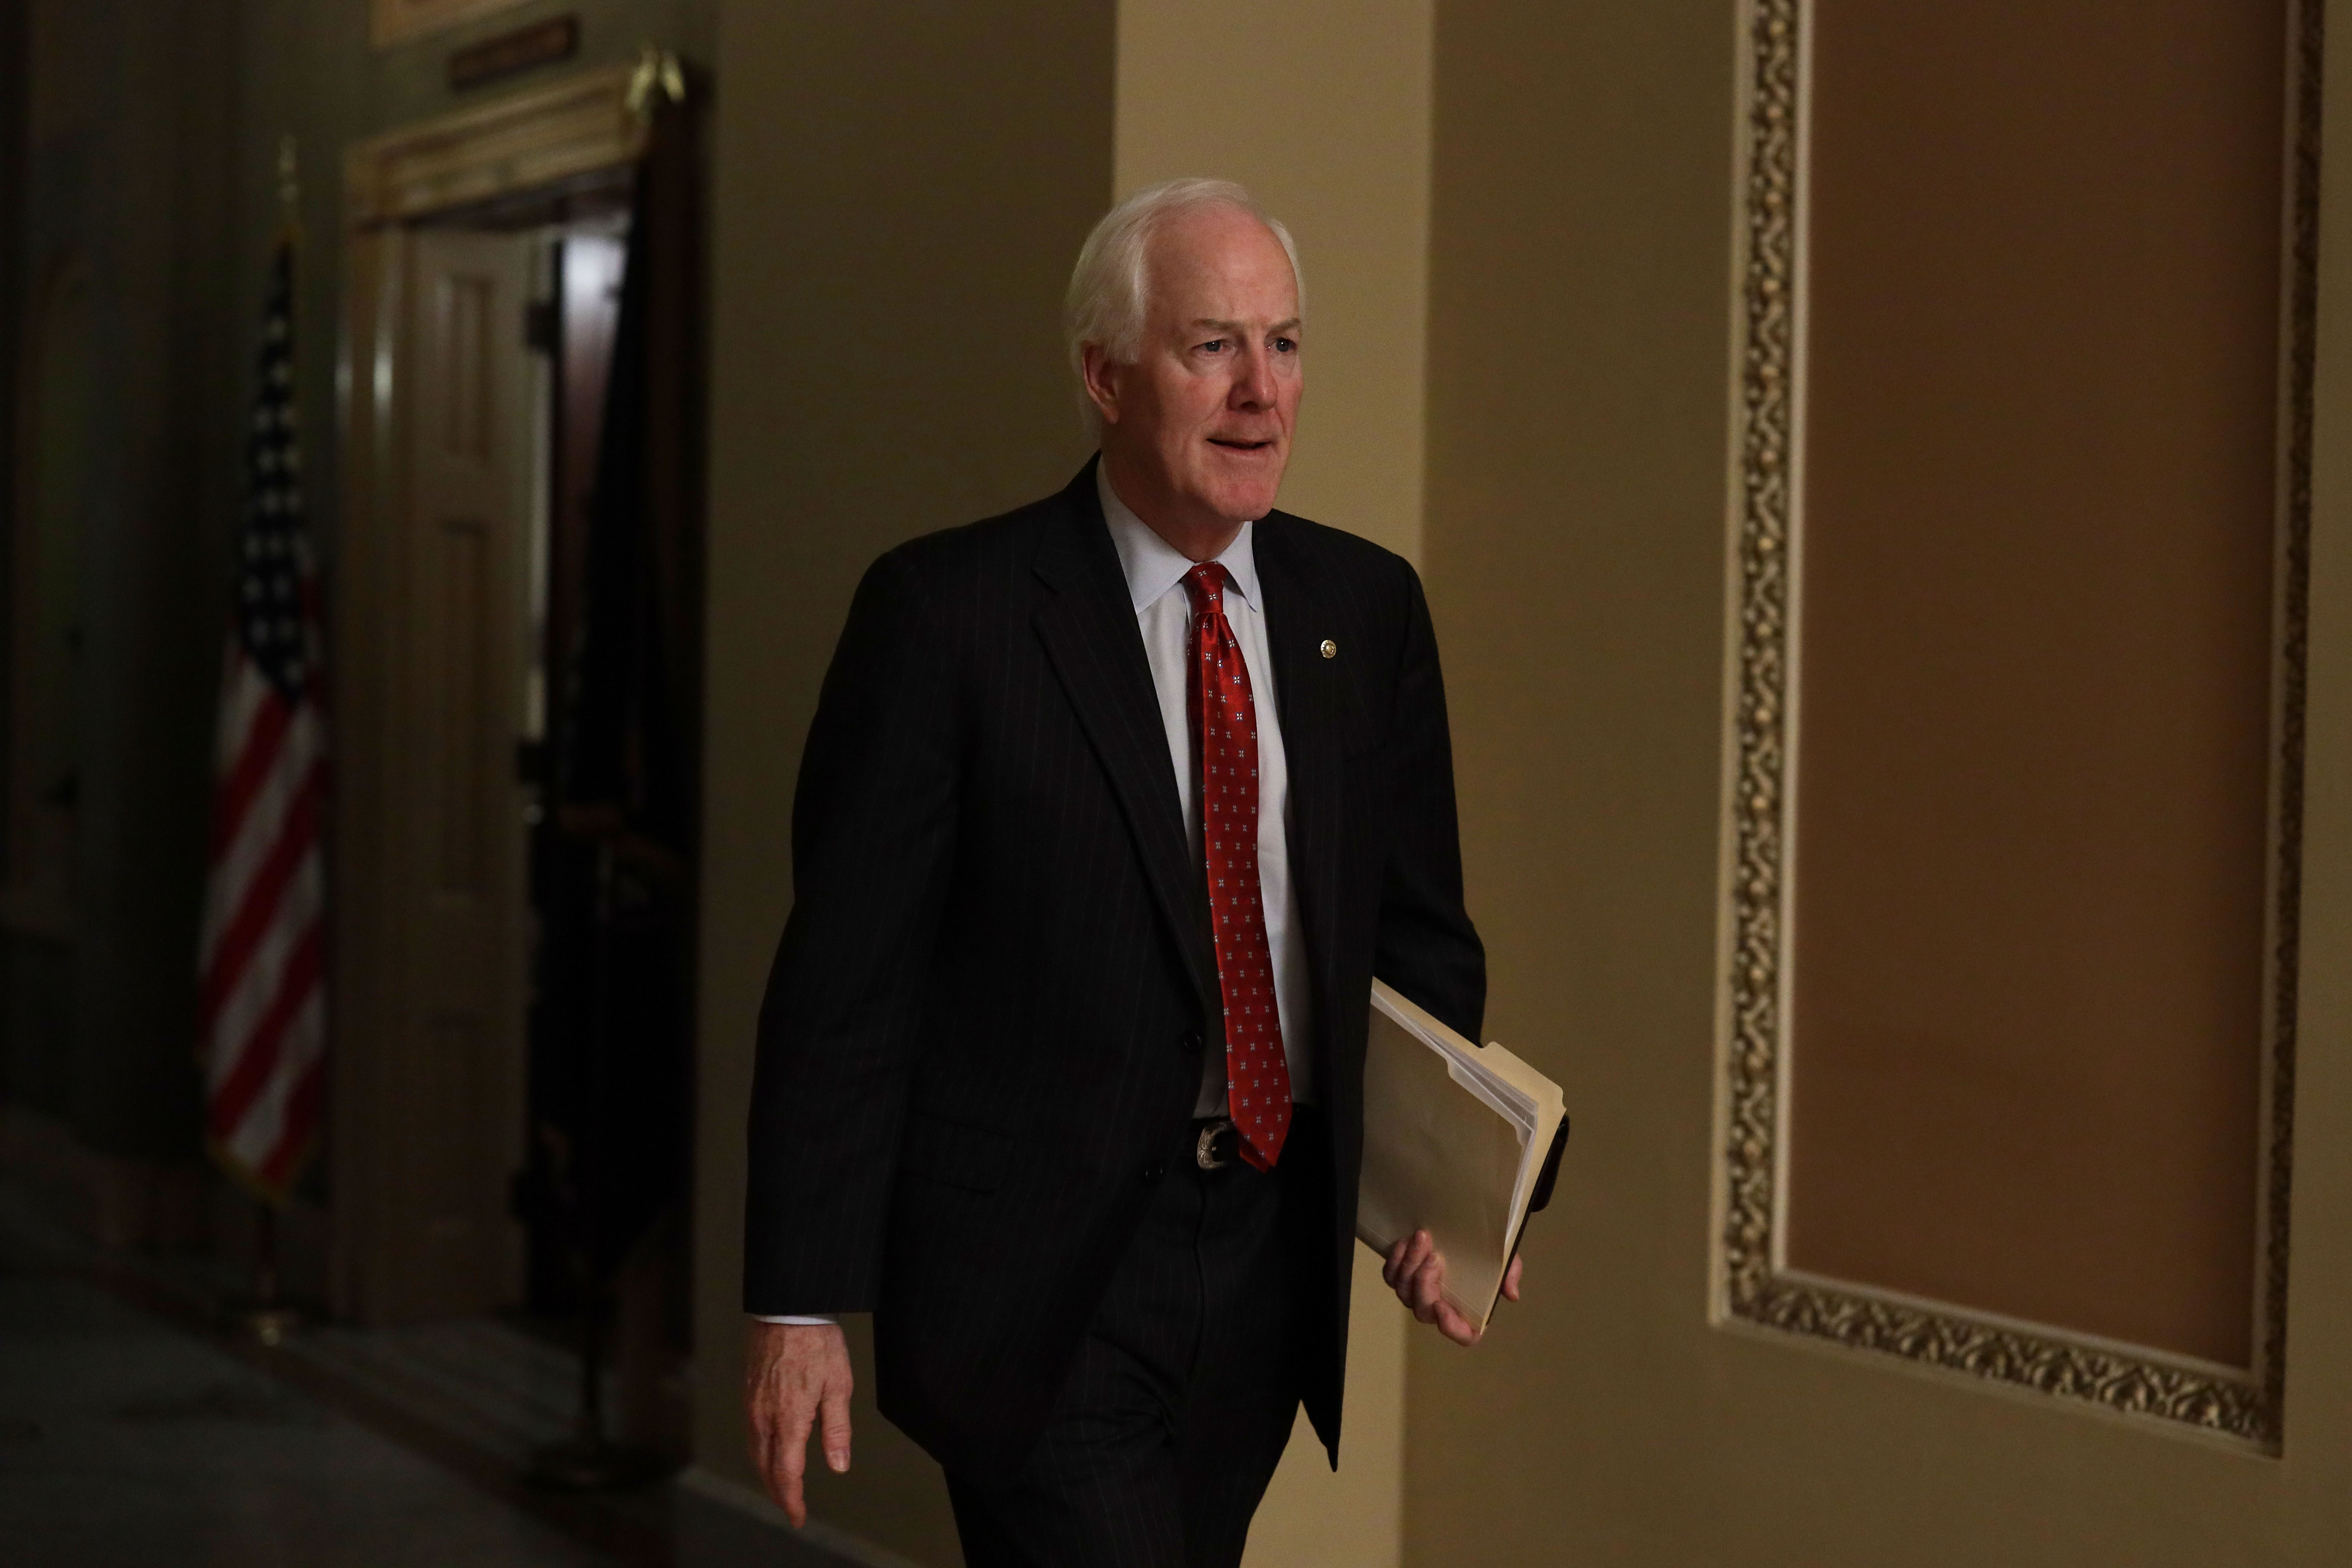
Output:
top-left (1208, 437), bottom-right (1276, 452)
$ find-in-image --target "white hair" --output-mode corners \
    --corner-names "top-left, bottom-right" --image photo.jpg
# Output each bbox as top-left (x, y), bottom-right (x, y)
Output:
top-left (1063, 177), bottom-right (1304, 436)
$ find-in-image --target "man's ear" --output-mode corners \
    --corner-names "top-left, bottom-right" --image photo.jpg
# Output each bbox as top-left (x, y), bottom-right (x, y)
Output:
top-left (1080, 343), bottom-right (1123, 428)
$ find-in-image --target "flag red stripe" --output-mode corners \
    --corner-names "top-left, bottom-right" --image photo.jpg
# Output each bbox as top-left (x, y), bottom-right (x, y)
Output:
top-left (209, 675), bottom-right (292, 860)
top-left (206, 919), bottom-right (323, 1145)
top-left (198, 768), bottom-right (321, 1032)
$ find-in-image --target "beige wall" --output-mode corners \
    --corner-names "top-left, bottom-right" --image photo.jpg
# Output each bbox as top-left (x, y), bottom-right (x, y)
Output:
top-left (1116, 0), bottom-right (1434, 565)
top-left (1411, 0), bottom-right (1741, 1559)
top-left (1406, 0), bottom-right (2352, 1563)
top-left (693, 1), bottom-right (1113, 1560)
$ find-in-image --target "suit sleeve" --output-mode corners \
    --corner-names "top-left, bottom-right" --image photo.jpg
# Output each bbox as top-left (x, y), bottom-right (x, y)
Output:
top-left (743, 547), bottom-right (959, 1315)
top-left (1373, 561), bottom-right (1487, 1043)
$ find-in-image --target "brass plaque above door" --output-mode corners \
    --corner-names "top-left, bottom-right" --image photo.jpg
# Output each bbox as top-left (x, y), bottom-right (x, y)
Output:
top-left (1716, 0), bottom-right (2322, 1448)
top-left (372, 0), bottom-right (537, 50)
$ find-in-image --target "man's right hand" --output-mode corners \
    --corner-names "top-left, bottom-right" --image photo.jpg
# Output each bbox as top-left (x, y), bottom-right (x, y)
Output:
top-left (744, 1320), bottom-right (854, 1527)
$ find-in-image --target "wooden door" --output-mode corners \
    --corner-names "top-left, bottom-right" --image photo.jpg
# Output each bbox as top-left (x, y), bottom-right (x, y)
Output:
top-left (334, 227), bottom-right (536, 1323)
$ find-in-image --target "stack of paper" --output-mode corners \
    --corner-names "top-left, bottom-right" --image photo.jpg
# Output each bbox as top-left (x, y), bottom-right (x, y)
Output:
top-left (1356, 980), bottom-right (1570, 1334)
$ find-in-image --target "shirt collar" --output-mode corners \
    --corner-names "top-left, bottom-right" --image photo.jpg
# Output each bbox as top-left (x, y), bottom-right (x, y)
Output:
top-left (1096, 460), bottom-right (1262, 615)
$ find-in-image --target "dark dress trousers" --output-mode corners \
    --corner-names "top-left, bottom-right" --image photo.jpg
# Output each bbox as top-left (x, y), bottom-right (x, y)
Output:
top-left (743, 458), bottom-right (1484, 1511)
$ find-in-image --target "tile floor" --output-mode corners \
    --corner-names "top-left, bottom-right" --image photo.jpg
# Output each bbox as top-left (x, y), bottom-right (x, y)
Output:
top-left (0, 1267), bottom-right (614, 1568)
top-left (0, 1178), bottom-right (868, 1568)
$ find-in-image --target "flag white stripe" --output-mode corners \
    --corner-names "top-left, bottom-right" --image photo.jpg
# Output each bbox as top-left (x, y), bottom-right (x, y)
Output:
top-left (205, 849), bottom-right (322, 1091)
top-left (198, 688), bottom-right (322, 973)
top-left (222, 987), bottom-right (325, 1172)
top-left (198, 681), bottom-right (319, 969)
top-left (211, 641), bottom-right (268, 774)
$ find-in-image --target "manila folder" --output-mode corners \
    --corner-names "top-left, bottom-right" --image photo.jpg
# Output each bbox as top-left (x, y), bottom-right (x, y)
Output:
top-left (1356, 980), bottom-right (1569, 1335)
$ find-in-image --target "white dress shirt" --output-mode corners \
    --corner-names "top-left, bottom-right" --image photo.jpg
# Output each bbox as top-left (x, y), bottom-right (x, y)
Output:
top-left (755, 468), bottom-right (1316, 1326)
top-left (1096, 464), bottom-right (1316, 1114)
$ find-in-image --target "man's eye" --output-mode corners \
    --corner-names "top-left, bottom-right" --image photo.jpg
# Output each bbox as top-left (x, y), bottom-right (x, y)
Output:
top-left (1199, 339), bottom-right (1227, 354)
top-left (1273, 337), bottom-right (1297, 354)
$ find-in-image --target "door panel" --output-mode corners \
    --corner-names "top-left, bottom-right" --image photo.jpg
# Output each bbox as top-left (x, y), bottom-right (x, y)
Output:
top-left (344, 227), bottom-right (535, 1323)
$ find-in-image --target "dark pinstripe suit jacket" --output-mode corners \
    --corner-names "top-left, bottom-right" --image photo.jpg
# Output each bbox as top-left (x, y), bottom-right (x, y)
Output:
top-left (744, 458), bottom-right (1484, 1480)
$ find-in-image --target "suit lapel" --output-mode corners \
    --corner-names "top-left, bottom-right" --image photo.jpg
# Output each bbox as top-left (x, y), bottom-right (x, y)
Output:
top-left (1031, 465), bottom-right (1218, 1014)
top-left (1253, 514), bottom-right (1345, 1068)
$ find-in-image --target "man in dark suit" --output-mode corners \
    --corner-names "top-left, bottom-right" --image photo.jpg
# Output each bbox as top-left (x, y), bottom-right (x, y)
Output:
top-left (743, 177), bottom-right (1514, 1568)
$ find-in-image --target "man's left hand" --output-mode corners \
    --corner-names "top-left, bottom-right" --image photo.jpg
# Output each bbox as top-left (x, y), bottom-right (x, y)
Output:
top-left (1383, 1230), bottom-right (1523, 1346)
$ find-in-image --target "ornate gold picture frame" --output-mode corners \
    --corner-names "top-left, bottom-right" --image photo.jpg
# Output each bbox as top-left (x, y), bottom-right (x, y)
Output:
top-left (1715, 0), bottom-right (2324, 1449)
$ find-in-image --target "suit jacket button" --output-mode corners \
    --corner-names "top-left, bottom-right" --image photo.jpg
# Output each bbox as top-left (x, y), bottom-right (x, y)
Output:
top-left (1181, 1030), bottom-right (1203, 1055)
top-left (1141, 1161), bottom-right (1165, 1185)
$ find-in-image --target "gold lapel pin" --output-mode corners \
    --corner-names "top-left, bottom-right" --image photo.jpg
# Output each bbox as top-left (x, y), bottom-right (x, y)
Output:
top-left (1319, 639), bottom-right (1338, 659)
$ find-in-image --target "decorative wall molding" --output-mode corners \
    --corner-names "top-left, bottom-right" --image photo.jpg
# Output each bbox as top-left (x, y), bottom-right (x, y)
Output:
top-left (1716, 0), bottom-right (2324, 1450)
top-left (343, 63), bottom-right (642, 230)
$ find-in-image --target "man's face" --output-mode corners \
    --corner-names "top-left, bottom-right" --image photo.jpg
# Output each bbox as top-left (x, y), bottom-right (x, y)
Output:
top-left (1088, 205), bottom-right (1303, 538)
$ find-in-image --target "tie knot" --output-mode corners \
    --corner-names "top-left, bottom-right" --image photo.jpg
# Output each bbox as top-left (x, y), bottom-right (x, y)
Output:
top-left (1183, 562), bottom-right (1229, 617)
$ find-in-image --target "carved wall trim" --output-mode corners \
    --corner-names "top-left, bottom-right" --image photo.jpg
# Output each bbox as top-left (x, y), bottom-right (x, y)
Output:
top-left (343, 63), bottom-right (642, 230)
top-left (1717, 0), bottom-right (2323, 1450)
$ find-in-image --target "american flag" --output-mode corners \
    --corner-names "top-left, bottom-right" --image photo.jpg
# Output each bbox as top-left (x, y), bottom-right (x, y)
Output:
top-left (198, 238), bottom-right (328, 1201)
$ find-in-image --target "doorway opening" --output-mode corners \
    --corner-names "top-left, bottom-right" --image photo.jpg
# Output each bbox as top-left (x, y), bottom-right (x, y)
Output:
top-left (331, 64), bottom-right (703, 1458)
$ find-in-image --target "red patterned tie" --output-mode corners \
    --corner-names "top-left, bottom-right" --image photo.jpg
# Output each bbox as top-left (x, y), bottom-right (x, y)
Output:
top-left (1184, 563), bottom-right (1293, 1171)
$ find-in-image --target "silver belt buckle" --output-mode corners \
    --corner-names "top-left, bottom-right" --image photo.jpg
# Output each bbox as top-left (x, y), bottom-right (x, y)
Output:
top-left (1195, 1117), bottom-right (1236, 1170)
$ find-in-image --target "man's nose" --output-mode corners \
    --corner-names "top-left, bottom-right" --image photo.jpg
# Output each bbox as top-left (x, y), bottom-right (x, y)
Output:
top-left (1229, 346), bottom-right (1277, 409)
